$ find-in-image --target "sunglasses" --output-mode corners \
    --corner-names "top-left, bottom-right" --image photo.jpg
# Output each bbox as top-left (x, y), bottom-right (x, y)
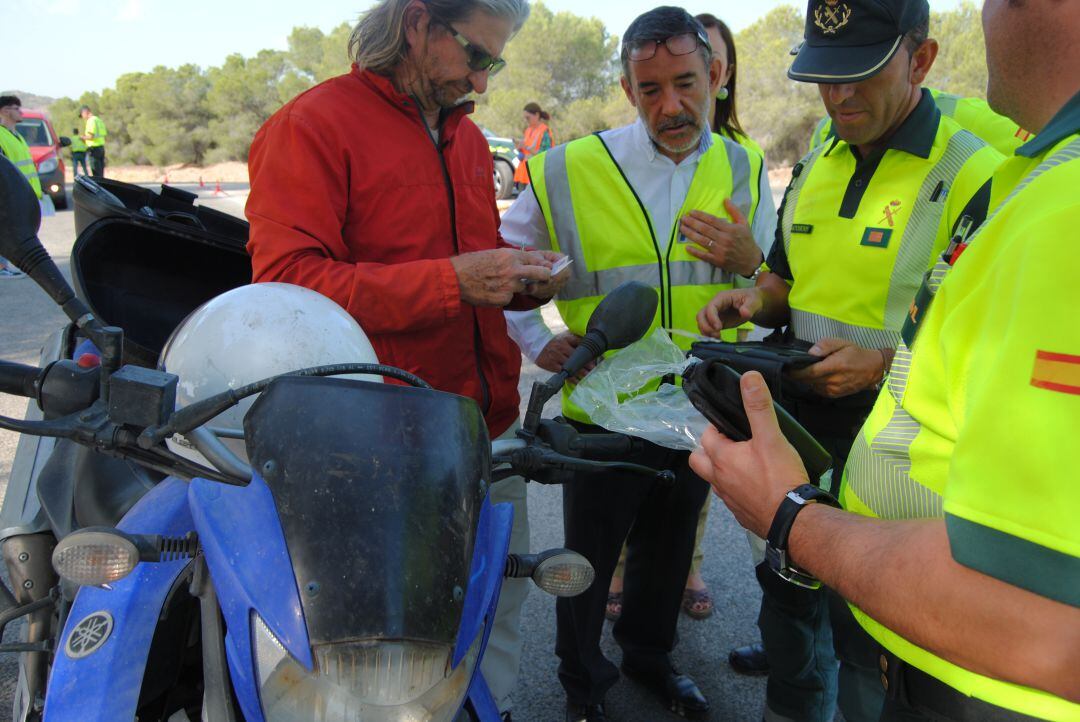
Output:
top-left (443, 22), bottom-right (507, 76)
top-left (626, 31), bottom-right (711, 63)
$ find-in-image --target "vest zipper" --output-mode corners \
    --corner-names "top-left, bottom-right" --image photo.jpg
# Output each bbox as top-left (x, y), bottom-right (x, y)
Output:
top-left (413, 99), bottom-right (492, 414)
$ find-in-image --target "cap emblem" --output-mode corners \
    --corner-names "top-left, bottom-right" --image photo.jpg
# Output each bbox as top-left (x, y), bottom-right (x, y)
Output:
top-left (814, 0), bottom-right (852, 35)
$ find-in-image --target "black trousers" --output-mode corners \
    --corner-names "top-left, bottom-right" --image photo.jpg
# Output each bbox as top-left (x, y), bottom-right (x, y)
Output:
top-left (555, 425), bottom-right (710, 705)
top-left (89, 146), bottom-right (106, 178)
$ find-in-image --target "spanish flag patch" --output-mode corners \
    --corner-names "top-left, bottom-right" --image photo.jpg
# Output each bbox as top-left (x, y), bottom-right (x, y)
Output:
top-left (1031, 351), bottom-right (1080, 396)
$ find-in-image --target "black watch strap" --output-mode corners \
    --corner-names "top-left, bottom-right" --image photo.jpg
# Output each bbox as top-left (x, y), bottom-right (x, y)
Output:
top-left (765, 484), bottom-right (840, 589)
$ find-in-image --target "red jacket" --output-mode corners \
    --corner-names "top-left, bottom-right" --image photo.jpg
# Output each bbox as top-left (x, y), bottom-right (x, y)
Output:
top-left (247, 66), bottom-right (529, 437)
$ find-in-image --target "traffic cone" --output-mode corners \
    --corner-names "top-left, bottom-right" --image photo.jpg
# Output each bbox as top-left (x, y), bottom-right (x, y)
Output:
top-left (198, 176), bottom-right (205, 189)
top-left (213, 181), bottom-right (228, 197)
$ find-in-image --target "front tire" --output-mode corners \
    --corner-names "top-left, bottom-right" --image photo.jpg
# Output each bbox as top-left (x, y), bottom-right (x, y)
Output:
top-left (493, 160), bottom-right (514, 201)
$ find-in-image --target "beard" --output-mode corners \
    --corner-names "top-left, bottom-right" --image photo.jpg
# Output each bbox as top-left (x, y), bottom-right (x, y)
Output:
top-left (641, 95), bottom-right (710, 156)
top-left (429, 79), bottom-right (474, 109)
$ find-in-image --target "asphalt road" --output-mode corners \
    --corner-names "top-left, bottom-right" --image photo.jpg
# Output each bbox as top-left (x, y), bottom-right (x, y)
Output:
top-left (0, 183), bottom-right (779, 721)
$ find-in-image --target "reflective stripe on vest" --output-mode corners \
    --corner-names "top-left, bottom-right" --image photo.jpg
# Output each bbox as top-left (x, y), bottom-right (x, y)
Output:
top-left (845, 138), bottom-right (1080, 520)
top-left (785, 130), bottom-right (986, 347)
top-left (529, 131), bottom-right (760, 422)
top-left (534, 135), bottom-right (757, 303)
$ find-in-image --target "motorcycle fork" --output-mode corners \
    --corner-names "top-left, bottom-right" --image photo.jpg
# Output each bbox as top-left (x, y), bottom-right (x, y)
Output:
top-left (2, 533), bottom-right (59, 713)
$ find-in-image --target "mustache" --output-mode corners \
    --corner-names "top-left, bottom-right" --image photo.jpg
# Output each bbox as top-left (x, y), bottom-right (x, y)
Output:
top-left (657, 113), bottom-right (698, 131)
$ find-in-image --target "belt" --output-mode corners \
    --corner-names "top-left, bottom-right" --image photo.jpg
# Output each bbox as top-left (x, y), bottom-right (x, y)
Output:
top-left (829, 593), bottom-right (1044, 722)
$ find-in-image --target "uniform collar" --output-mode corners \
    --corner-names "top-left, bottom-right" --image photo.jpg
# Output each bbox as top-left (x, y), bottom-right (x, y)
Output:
top-left (1016, 89), bottom-right (1080, 158)
top-left (631, 117), bottom-right (712, 163)
top-left (826, 87), bottom-right (940, 160)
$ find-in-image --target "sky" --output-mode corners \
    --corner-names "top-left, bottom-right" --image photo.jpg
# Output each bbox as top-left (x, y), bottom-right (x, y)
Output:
top-left (12, 0), bottom-right (967, 100)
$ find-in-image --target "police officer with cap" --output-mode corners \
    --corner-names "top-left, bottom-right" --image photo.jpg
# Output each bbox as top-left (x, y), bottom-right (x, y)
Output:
top-left (699, 0), bottom-right (1002, 719)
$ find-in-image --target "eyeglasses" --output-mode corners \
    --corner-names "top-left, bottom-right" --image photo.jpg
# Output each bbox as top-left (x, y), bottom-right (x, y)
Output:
top-left (444, 23), bottom-right (507, 76)
top-left (626, 31), bottom-right (711, 62)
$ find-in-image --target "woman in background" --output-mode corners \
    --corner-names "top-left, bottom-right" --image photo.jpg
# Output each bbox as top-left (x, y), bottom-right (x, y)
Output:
top-left (513, 102), bottom-right (553, 189)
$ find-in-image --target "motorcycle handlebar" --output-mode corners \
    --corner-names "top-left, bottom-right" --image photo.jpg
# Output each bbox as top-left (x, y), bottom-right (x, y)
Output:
top-left (0, 361), bottom-right (41, 399)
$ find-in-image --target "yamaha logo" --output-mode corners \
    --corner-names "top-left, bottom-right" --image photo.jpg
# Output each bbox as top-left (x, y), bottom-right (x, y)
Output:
top-left (65, 611), bottom-right (114, 659)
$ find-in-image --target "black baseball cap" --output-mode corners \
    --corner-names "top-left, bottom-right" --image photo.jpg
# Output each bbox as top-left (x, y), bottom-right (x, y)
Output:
top-left (788, 0), bottom-right (929, 84)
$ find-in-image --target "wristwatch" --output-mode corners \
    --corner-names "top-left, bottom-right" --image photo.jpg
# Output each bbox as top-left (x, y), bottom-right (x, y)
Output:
top-left (765, 484), bottom-right (840, 589)
top-left (741, 252), bottom-right (766, 281)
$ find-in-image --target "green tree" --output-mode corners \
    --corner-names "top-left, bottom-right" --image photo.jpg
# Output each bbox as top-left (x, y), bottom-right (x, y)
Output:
top-left (205, 50), bottom-right (310, 162)
top-left (121, 65), bottom-right (213, 166)
top-left (473, 2), bottom-right (622, 141)
top-left (927, 2), bottom-right (988, 98)
top-left (735, 5), bottom-right (823, 166)
top-left (287, 22), bottom-right (354, 84)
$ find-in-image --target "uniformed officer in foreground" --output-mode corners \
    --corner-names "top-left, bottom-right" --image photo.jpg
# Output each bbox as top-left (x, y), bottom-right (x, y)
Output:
top-left (697, 1), bottom-right (1002, 719)
top-left (808, 87), bottom-right (1034, 156)
top-left (692, 0), bottom-right (1080, 719)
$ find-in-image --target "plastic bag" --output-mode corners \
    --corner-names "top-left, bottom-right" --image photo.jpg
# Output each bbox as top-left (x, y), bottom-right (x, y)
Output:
top-left (569, 329), bottom-right (708, 451)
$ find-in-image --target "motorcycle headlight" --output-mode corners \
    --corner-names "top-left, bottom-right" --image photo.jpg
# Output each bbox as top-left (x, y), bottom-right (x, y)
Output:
top-left (38, 156), bottom-right (59, 175)
top-left (253, 614), bottom-right (482, 721)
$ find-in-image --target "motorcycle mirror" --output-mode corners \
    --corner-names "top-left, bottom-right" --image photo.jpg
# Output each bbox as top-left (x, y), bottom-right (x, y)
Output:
top-left (585, 280), bottom-right (659, 351)
top-left (0, 155), bottom-right (92, 322)
top-left (504, 549), bottom-right (596, 598)
top-left (0, 155), bottom-right (42, 255)
top-left (560, 281), bottom-right (658, 379)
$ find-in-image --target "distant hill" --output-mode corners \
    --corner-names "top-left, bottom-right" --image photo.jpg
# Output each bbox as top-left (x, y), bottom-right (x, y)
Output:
top-left (0, 91), bottom-right (56, 111)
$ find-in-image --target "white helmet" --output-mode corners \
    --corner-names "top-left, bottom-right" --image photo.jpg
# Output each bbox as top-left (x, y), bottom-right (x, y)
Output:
top-left (160, 283), bottom-right (381, 465)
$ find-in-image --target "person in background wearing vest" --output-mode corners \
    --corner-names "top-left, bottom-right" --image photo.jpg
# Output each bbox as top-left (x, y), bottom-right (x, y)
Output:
top-left (603, 8), bottom-right (773, 631)
top-left (245, 2), bottom-right (571, 720)
top-left (69, 127), bottom-right (89, 178)
top-left (513, 101), bottom-right (552, 189)
top-left (504, 8), bottom-right (775, 720)
top-left (698, 1), bottom-right (1002, 720)
top-left (80, 105), bottom-right (107, 178)
top-left (808, 88), bottom-right (1035, 157)
top-left (0, 95), bottom-right (43, 279)
top-left (692, 0), bottom-right (1080, 719)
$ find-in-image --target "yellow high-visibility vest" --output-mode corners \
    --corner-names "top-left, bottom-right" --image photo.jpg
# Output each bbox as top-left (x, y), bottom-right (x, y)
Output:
top-left (528, 132), bottom-right (764, 423)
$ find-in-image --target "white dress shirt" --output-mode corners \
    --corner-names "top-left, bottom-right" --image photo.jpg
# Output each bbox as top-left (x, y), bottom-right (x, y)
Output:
top-left (504, 118), bottom-right (778, 362)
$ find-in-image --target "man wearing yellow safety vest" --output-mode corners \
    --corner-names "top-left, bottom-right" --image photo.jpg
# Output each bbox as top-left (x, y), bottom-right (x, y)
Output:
top-left (692, 0), bottom-right (1080, 720)
top-left (69, 127), bottom-right (89, 178)
top-left (0, 95), bottom-right (41, 279)
top-left (80, 104), bottom-right (107, 178)
top-left (808, 88), bottom-right (1035, 157)
top-left (503, 8), bottom-right (775, 721)
top-left (697, 1), bottom-right (1004, 720)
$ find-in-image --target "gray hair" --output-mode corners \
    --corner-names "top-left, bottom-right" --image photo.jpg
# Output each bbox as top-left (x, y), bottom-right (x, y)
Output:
top-left (350, 0), bottom-right (531, 74)
top-left (620, 6), bottom-right (711, 79)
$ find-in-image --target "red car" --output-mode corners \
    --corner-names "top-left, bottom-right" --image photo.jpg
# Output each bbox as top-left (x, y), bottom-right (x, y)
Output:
top-left (17, 110), bottom-right (70, 209)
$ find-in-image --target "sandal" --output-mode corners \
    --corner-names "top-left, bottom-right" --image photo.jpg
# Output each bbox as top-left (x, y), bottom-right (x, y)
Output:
top-left (605, 592), bottom-right (623, 621)
top-left (681, 587), bottom-right (714, 620)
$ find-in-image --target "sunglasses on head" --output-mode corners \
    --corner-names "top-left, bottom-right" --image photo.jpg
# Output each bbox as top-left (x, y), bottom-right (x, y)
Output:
top-left (440, 22), bottom-right (507, 76)
top-left (626, 31), bottom-right (711, 62)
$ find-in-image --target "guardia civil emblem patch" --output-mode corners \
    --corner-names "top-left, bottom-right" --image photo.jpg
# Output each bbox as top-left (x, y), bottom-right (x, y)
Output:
top-left (814, 0), bottom-right (853, 35)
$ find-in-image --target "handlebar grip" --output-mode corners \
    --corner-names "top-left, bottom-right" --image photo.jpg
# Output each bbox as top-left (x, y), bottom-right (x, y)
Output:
top-left (573, 433), bottom-right (638, 460)
top-left (0, 361), bottom-right (41, 399)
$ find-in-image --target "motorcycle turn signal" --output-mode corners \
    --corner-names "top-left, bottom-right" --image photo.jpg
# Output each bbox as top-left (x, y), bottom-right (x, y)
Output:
top-left (52, 527), bottom-right (199, 588)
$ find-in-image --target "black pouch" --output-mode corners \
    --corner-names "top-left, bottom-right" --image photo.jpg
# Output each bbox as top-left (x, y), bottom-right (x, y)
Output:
top-left (689, 337), bottom-right (820, 404)
top-left (683, 359), bottom-right (833, 484)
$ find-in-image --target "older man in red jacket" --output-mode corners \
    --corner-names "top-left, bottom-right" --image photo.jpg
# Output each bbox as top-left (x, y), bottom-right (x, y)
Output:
top-left (246, 1), bottom-right (564, 719)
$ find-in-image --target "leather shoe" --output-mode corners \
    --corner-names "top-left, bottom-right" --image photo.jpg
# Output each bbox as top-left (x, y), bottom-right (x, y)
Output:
top-left (620, 663), bottom-right (709, 719)
top-left (565, 701), bottom-right (607, 721)
top-left (728, 642), bottom-right (769, 675)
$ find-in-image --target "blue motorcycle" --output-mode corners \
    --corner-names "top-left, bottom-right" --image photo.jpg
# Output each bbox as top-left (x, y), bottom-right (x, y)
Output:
top-left (0, 159), bottom-right (666, 721)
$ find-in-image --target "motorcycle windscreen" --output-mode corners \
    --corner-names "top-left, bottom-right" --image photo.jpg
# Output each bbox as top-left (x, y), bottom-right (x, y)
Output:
top-left (243, 376), bottom-right (490, 647)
